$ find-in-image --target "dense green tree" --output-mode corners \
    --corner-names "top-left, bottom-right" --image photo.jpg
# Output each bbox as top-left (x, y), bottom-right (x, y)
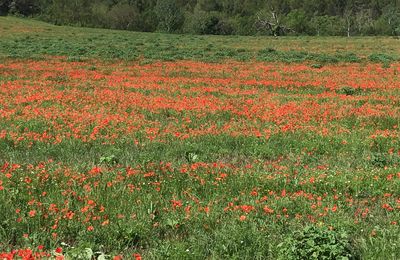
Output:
top-left (0, 0), bottom-right (10, 15)
top-left (0, 0), bottom-right (38, 16)
top-left (107, 3), bottom-right (139, 30)
top-left (198, 0), bottom-right (222, 12)
top-left (155, 0), bottom-right (184, 32)
top-left (380, 3), bottom-right (400, 35)
top-left (285, 9), bottom-right (309, 34)
top-left (0, 0), bottom-right (398, 36)
top-left (310, 15), bottom-right (344, 36)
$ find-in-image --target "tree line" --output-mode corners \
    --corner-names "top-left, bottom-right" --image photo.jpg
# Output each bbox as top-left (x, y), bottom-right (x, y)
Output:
top-left (1, 0), bottom-right (399, 36)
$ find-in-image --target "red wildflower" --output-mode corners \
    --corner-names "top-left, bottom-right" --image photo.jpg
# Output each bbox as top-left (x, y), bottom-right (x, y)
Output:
top-left (28, 210), bottom-right (36, 217)
top-left (263, 206), bottom-right (274, 214)
top-left (171, 200), bottom-right (183, 209)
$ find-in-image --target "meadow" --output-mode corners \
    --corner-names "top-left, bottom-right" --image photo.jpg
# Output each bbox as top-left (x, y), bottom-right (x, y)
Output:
top-left (0, 17), bottom-right (399, 259)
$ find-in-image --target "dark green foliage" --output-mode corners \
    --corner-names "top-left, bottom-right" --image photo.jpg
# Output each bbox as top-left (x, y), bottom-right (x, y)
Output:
top-left (155, 0), bottom-right (184, 33)
top-left (1, 0), bottom-right (39, 16)
top-left (257, 49), bottom-right (362, 64)
top-left (1, 0), bottom-right (400, 36)
top-left (368, 53), bottom-right (396, 63)
top-left (278, 225), bottom-right (359, 260)
top-left (311, 63), bottom-right (323, 69)
top-left (336, 86), bottom-right (362, 96)
top-left (1, 19), bottom-right (398, 64)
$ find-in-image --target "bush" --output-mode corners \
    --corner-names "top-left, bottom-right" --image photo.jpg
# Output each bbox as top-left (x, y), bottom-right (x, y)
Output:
top-left (106, 3), bottom-right (140, 30)
top-left (368, 53), bottom-right (397, 63)
top-left (336, 86), bottom-right (361, 96)
top-left (285, 9), bottom-right (309, 35)
top-left (231, 16), bottom-right (257, 35)
top-left (155, 0), bottom-right (184, 33)
top-left (278, 225), bottom-right (359, 260)
top-left (184, 10), bottom-right (233, 35)
top-left (309, 16), bottom-right (345, 36)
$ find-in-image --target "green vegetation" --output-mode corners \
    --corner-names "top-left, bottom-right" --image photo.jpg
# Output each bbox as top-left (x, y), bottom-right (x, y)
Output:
top-left (0, 17), bottom-right (399, 259)
top-left (278, 226), bottom-right (359, 259)
top-left (0, 0), bottom-right (400, 36)
top-left (0, 17), bottom-right (399, 63)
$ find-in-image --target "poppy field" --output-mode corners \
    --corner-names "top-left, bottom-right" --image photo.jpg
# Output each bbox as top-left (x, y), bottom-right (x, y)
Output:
top-left (0, 17), bottom-right (400, 259)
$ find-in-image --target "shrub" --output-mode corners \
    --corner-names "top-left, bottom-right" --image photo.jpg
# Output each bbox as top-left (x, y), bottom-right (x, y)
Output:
top-left (278, 225), bottom-right (359, 260)
top-left (368, 53), bottom-right (397, 63)
top-left (336, 86), bottom-right (361, 96)
top-left (184, 9), bottom-right (233, 35)
top-left (311, 64), bottom-right (323, 69)
top-left (106, 3), bottom-right (140, 30)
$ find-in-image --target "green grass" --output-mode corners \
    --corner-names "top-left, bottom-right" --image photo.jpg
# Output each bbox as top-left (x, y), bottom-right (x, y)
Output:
top-left (1, 17), bottom-right (399, 63)
top-left (0, 17), bottom-right (399, 259)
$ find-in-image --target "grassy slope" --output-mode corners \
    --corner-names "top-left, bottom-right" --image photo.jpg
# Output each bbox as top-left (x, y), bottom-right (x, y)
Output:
top-left (0, 16), bottom-right (399, 62)
top-left (0, 17), bottom-right (399, 259)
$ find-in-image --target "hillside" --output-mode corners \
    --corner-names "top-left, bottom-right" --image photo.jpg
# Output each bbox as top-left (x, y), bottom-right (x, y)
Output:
top-left (0, 17), bottom-right (399, 259)
top-left (0, 17), bottom-right (399, 63)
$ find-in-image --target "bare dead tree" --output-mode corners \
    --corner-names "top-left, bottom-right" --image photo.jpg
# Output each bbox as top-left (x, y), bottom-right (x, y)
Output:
top-left (255, 10), bottom-right (294, 36)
